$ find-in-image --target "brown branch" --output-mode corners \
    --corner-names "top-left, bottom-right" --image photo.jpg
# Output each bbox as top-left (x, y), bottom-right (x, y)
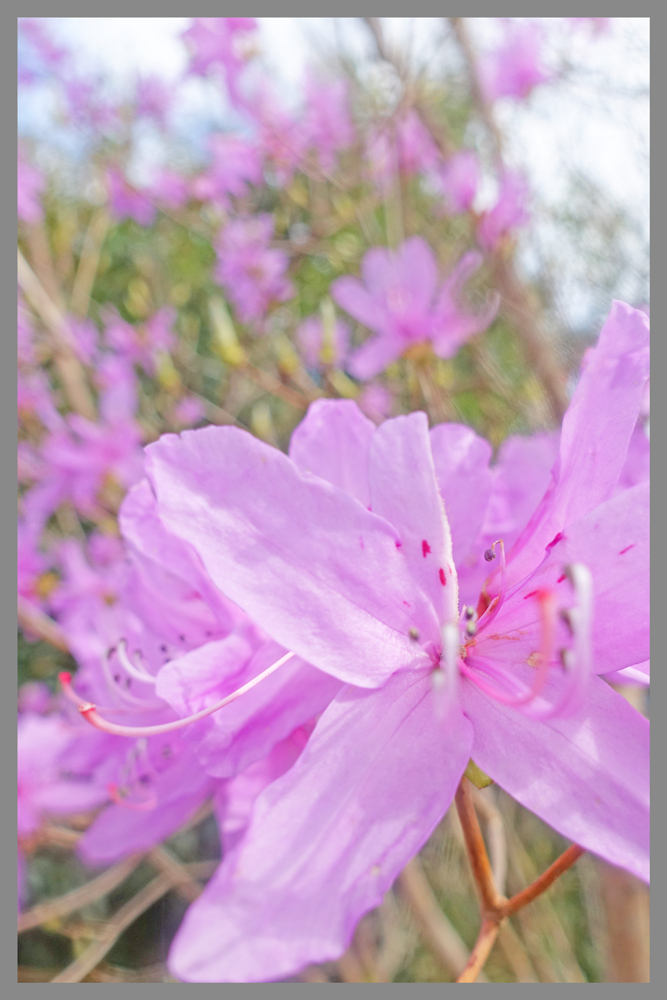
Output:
top-left (17, 595), bottom-right (69, 652)
top-left (456, 918), bottom-right (502, 983)
top-left (69, 208), bottom-right (109, 318)
top-left (455, 777), bottom-right (504, 916)
top-left (502, 844), bottom-right (584, 918)
top-left (50, 873), bottom-right (174, 983)
top-left (148, 845), bottom-right (202, 903)
top-left (472, 787), bottom-right (508, 896)
top-left (18, 855), bottom-right (143, 933)
top-left (18, 248), bottom-right (97, 419)
top-left (242, 361), bottom-right (319, 411)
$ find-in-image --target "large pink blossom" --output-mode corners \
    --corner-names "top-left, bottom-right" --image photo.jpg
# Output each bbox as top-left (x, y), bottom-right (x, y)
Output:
top-left (138, 301), bottom-right (648, 982)
top-left (331, 237), bottom-right (499, 379)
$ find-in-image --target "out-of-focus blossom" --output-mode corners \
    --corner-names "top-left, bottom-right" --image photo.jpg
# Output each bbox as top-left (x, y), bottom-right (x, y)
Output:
top-left (182, 17), bottom-right (257, 103)
top-left (17, 151), bottom-right (44, 225)
top-left (19, 18), bottom-right (68, 73)
top-left (148, 169), bottom-right (190, 210)
top-left (296, 315), bottom-right (350, 371)
top-left (174, 396), bottom-right (207, 428)
top-left (18, 522), bottom-right (48, 611)
top-left (68, 317), bottom-right (98, 365)
top-left (358, 383), bottom-right (393, 423)
top-left (477, 170), bottom-right (530, 251)
top-left (214, 215), bottom-right (294, 326)
top-left (301, 74), bottom-right (354, 173)
top-left (433, 149), bottom-right (480, 215)
top-left (106, 167), bottom-right (156, 227)
top-left (192, 134), bottom-right (262, 207)
top-left (18, 300), bottom-right (35, 366)
top-left (145, 303), bottom-right (648, 982)
top-left (397, 109), bottom-right (440, 175)
top-left (332, 238), bottom-right (498, 379)
top-left (135, 75), bottom-right (173, 127)
top-left (18, 711), bottom-right (105, 908)
top-left (104, 307), bottom-right (176, 376)
top-left (480, 20), bottom-right (552, 102)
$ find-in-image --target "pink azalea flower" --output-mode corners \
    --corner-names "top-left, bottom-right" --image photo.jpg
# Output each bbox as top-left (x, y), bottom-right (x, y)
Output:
top-left (332, 238), bottom-right (499, 379)
top-left (396, 109), bottom-right (440, 175)
top-left (182, 17), bottom-right (257, 104)
top-left (214, 215), bottom-right (294, 326)
top-left (480, 20), bottom-right (552, 103)
top-left (106, 168), bottom-right (156, 228)
top-left (477, 170), bottom-right (530, 251)
top-left (174, 396), bottom-right (207, 428)
top-left (191, 134), bottom-right (262, 208)
top-left (358, 383), bottom-right (393, 423)
top-left (147, 170), bottom-right (190, 210)
top-left (140, 301), bottom-right (648, 982)
top-left (135, 75), bottom-right (173, 127)
top-left (296, 315), bottom-right (350, 371)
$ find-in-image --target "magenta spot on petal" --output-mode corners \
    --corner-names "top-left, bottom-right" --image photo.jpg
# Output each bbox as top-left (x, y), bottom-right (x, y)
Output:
top-left (395, 539), bottom-right (402, 549)
top-left (403, 600), bottom-right (411, 607)
top-left (422, 540), bottom-right (431, 558)
top-left (619, 544), bottom-right (635, 555)
top-left (523, 589), bottom-right (539, 600)
top-left (557, 574), bottom-right (566, 584)
top-left (359, 536), bottom-right (365, 550)
top-left (439, 568), bottom-right (446, 586)
top-left (546, 532), bottom-right (564, 551)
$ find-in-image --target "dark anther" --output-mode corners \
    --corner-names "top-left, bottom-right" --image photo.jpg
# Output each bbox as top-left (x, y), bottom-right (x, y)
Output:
top-left (409, 627), bottom-right (419, 641)
top-left (179, 634), bottom-right (186, 642)
top-left (138, 774), bottom-right (151, 785)
top-left (160, 645), bottom-right (168, 653)
top-left (466, 621), bottom-right (477, 638)
top-left (560, 609), bottom-right (574, 634)
top-left (484, 547), bottom-right (496, 562)
top-left (464, 606), bottom-right (475, 620)
top-left (114, 674), bottom-right (121, 683)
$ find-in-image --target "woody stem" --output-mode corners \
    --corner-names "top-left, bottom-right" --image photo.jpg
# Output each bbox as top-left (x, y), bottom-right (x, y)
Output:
top-left (454, 776), bottom-right (585, 982)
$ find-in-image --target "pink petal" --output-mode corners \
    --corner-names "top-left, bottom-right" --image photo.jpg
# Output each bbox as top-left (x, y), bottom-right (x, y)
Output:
top-left (369, 413), bottom-right (458, 632)
top-left (507, 301), bottom-right (650, 588)
top-left (396, 237), bottom-right (438, 313)
top-left (330, 275), bottom-right (384, 329)
top-left (462, 675), bottom-right (649, 881)
top-left (289, 399), bottom-right (375, 506)
top-left (157, 635), bottom-right (341, 779)
top-left (146, 426), bottom-right (433, 688)
top-left (168, 671), bottom-right (473, 982)
top-left (429, 423), bottom-right (493, 564)
top-left (346, 331), bottom-right (405, 380)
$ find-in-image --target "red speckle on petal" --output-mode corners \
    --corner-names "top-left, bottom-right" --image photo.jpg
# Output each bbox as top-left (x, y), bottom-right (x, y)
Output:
top-left (395, 539), bottom-right (402, 549)
top-left (546, 532), bottom-right (564, 551)
top-left (557, 574), bottom-right (566, 584)
top-left (619, 544), bottom-right (635, 555)
top-left (523, 589), bottom-right (539, 600)
top-left (422, 540), bottom-right (431, 558)
top-left (403, 600), bottom-right (411, 607)
top-left (439, 568), bottom-right (446, 586)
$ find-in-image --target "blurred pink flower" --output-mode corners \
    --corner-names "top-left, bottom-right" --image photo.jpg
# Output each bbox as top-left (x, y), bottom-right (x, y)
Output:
top-left (214, 215), bottom-right (294, 325)
top-left (332, 238), bottom-right (498, 379)
top-left (301, 74), bottom-right (354, 172)
top-left (434, 149), bottom-right (480, 215)
top-left (480, 20), bottom-right (552, 102)
top-left (477, 170), bottom-right (530, 250)
top-left (174, 397), bottom-right (207, 428)
top-left (296, 315), bottom-right (350, 370)
top-left (106, 168), bottom-right (156, 227)
top-left (192, 133), bottom-right (262, 207)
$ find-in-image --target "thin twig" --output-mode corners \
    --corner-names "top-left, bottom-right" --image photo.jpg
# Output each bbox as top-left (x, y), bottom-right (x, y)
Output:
top-left (472, 787), bottom-right (508, 896)
top-left (18, 855), bottom-right (143, 933)
top-left (454, 777), bottom-right (504, 916)
top-left (502, 845), bottom-right (584, 918)
top-left (148, 845), bottom-right (202, 903)
top-left (69, 208), bottom-right (109, 318)
top-left (17, 595), bottom-right (69, 652)
top-left (456, 917), bottom-right (503, 983)
top-left (50, 873), bottom-right (173, 983)
top-left (242, 361), bottom-right (318, 410)
top-left (18, 248), bottom-right (97, 419)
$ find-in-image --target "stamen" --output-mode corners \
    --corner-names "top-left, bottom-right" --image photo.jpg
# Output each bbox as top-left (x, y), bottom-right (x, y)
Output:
top-left (116, 639), bottom-right (158, 686)
top-left (461, 590), bottom-right (556, 708)
top-left (108, 782), bottom-right (157, 812)
top-left (433, 623), bottom-right (460, 719)
top-left (59, 650), bottom-right (296, 738)
top-left (101, 647), bottom-right (164, 710)
top-left (475, 540), bottom-right (507, 635)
